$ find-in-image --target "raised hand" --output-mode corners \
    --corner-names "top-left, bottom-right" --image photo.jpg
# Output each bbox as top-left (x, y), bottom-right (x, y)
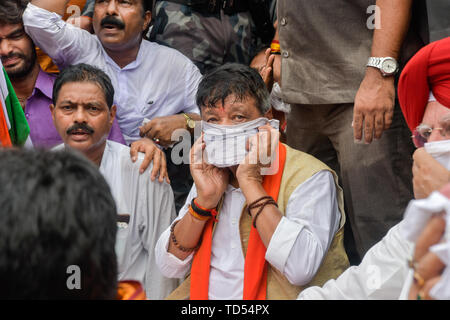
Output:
top-left (190, 134), bottom-right (229, 209)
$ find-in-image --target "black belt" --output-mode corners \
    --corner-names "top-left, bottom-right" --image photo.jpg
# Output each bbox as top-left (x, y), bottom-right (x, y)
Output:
top-left (158, 0), bottom-right (249, 15)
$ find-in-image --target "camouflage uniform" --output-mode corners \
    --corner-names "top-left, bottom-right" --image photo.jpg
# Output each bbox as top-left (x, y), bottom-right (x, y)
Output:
top-left (149, 1), bottom-right (265, 74)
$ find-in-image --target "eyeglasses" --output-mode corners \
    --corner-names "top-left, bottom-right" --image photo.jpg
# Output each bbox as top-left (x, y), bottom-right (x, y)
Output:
top-left (412, 121), bottom-right (450, 148)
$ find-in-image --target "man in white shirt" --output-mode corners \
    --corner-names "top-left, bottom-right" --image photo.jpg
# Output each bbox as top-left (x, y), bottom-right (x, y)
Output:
top-left (298, 36), bottom-right (450, 300)
top-left (155, 63), bottom-right (349, 300)
top-left (23, 0), bottom-right (203, 184)
top-left (51, 63), bottom-right (178, 299)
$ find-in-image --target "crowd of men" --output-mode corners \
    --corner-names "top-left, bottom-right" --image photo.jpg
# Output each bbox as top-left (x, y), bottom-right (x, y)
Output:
top-left (0, 0), bottom-right (449, 300)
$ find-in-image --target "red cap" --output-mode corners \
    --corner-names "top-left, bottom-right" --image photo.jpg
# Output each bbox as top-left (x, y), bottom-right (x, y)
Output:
top-left (398, 37), bottom-right (450, 132)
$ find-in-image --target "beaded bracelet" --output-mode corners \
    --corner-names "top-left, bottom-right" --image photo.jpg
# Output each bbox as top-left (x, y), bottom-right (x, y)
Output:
top-left (247, 196), bottom-right (278, 228)
top-left (170, 220), bottom-right (201, 253)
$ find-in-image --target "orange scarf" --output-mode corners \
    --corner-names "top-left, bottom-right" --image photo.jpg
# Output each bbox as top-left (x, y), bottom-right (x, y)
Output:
top-left (190, 143), bottom-right (287, 300)
top-left (117, 281), bottom-right (146, 300)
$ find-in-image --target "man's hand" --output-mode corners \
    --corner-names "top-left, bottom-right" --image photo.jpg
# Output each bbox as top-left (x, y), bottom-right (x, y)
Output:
top-left (67, 16), bottom-right (94, 33)
top-left (408, 213), bottom-right (446, 300)
top-left (251, 48), bottom-right (276, 92)
top-left (408, 183), bottom-right (450, 300)
top-left (260, 48), bottom-right (276, 92)
top-left (236, 124), bottom-right (280, 188)
top-left (353, 68), bottom-right (395, 144)
top-left (139, 114), bottom-right (199, 147)
top-left (130, 137), bottom-right (169, 183)
top-left (190, 134), bottom-right (229, 209)
top-left (31, 0), bottom-right (70, 16)
top-left (412, 148), bottom-right (450, 199)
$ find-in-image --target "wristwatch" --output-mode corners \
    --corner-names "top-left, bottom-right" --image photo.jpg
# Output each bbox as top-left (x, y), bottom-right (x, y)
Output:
top-left (366, 57), bottom-right (399, 77)
top-left (183, 113), bottom-right (196, 130)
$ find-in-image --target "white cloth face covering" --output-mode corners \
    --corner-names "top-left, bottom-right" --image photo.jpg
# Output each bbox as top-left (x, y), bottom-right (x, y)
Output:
top-left (424, 139), bottom-right (450, 170)
top-left (202, 118), bottom-right (280, 171)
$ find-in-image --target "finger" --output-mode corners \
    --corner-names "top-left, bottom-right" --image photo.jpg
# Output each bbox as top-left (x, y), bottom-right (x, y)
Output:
top-left (384, 108), bottom-right (394, 130)
top-left (421, 276), bottom-right (441, 300)
top-left (267, 53), bottom-right (275, 68)
top-left (363, 114), bottom-right (375, 144)
top-left (151, 151), bottom-right (161, 181)
top-left (261, 126), bottom-right (272, 165)
top-left (415, 251), bottom-right (445, 281)
top-left (412, 148), bottom-right (427, 164)
top-left (265, 47), bottom-right (271, 63)
top-left (374, 112), bottom-right (385, 140)
top-left (414, 215), bottom-right (446, 261)
top-left (159, 154), bottom-right (170, 184)
top-left (191, 134), bottom-right (205, 167)
top-left (439, 183), bottom-right (450, 199)
top-left (139, 122), bottom-right (152, 137)
top-left (139, 146), bottom-right (155, 174)
top-left (353, 111), bottom-right (364, 142)
top-left (130, 143), bottom-right (139, 162)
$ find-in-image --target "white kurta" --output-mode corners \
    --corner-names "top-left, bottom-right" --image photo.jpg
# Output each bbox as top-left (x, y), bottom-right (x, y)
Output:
top-left (55, 140), bottom-right (179, 299)
top-left (155, 170), bottom-right (341, 300)
top-left (298, 221), bottom-right (414, 300)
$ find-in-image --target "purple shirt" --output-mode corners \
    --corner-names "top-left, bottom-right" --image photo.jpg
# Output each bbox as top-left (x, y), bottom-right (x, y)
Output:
top-left (25, 69), bottom-right (126, 148)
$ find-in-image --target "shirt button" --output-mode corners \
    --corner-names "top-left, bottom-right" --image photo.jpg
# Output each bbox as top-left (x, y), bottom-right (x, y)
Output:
top-left (282, 51), bottom-right (290, 58)
top-left (280, 17), bottom-right (287, 26)
top-left (25, 113), bottom-right (30, 119)
top-left (231, 243), bottom-right (237, 249)
top-left (231, 218), bottom-right (237, 225)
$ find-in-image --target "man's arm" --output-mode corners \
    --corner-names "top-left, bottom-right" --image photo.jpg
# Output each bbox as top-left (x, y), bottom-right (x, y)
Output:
top-left (353, 0), bottom-right (413, 144)
top-left (299, 222), bottom-right (414, 300)
top-left (23, 2), bottom-right (98, 68)
top-left (30, 0), bottom-right (69, 16)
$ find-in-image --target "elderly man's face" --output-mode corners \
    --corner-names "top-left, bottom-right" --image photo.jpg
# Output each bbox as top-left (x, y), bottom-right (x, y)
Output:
top-left (0, 23), bottom-right (37, 79)
top-left (50, 81), bottom-right (116, 156)
top-left (420, 101), bottom-right (450, 144)
top-left (93, 0), bottom-right (150, 53)
top-left (201, 94), bottom-right (264, 125)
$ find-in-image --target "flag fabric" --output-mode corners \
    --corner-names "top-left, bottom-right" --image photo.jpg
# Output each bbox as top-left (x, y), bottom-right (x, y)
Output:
top-left (0, 63), bottom-right (32, 147)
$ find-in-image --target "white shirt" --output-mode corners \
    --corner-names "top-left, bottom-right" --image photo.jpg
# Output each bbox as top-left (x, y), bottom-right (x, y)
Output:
top-left (55, 141), bottom-right (179, 299)
top-left (155, 170), bottom-right (341, 300)
top-left (23, 3), bottom-right (202, 145)
top-left (298, 221), bottom-right (414, 300)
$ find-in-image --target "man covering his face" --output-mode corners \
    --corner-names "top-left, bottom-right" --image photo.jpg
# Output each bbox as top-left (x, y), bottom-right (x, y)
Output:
top-left (155, 64), bottom-right (349, 300)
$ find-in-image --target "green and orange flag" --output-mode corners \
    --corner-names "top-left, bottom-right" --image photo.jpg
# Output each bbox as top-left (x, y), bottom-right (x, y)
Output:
top-left (0, 64), bottom-right (32, 148)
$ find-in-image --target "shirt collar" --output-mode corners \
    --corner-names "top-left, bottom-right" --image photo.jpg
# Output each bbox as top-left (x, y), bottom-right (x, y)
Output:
top-left (100, 38), bottom-right (145, 71)
top-left (33, 68), bottom-right (55, 100)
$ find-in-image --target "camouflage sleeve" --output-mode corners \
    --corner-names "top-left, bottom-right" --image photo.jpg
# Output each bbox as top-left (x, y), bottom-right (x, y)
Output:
top-left (81, 0), bottom-right (95, 18)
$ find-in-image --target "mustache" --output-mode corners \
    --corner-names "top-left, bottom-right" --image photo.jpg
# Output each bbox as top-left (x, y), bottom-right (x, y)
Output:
top-left (66, 123), bottom-right (95, 135)
top-left (0, 52), bottom-right (26, 62)
top-left (100, 15), bottom-right (125, 29)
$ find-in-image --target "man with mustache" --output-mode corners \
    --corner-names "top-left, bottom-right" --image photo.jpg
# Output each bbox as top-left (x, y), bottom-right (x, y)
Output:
top-left (51, 63), bottom-right (179, 299)
top-left (0, 0), bottom-right (124, 148)
top-left (23, 0), bottom-right (203, 187)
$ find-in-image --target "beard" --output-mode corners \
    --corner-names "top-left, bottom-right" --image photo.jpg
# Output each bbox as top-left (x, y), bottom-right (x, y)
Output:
top-left (2, 49), bottom-right (37, 80)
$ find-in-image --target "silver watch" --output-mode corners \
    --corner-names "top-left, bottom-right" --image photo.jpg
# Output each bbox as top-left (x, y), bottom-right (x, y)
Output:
top-left (366, 57), bottom-right (399, 77)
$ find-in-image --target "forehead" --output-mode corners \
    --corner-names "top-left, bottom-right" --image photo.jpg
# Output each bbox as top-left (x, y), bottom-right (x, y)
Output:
top-left (422, 101), bottom-right (450, 126)
top-left (0, 23), bottom-right (24, 37)
top-left (56, 81), bottom-right (107, 105)
top-left (201, 94), bottom-right (260, 115)
top-left (94, 0), bottom-right (144, 10)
